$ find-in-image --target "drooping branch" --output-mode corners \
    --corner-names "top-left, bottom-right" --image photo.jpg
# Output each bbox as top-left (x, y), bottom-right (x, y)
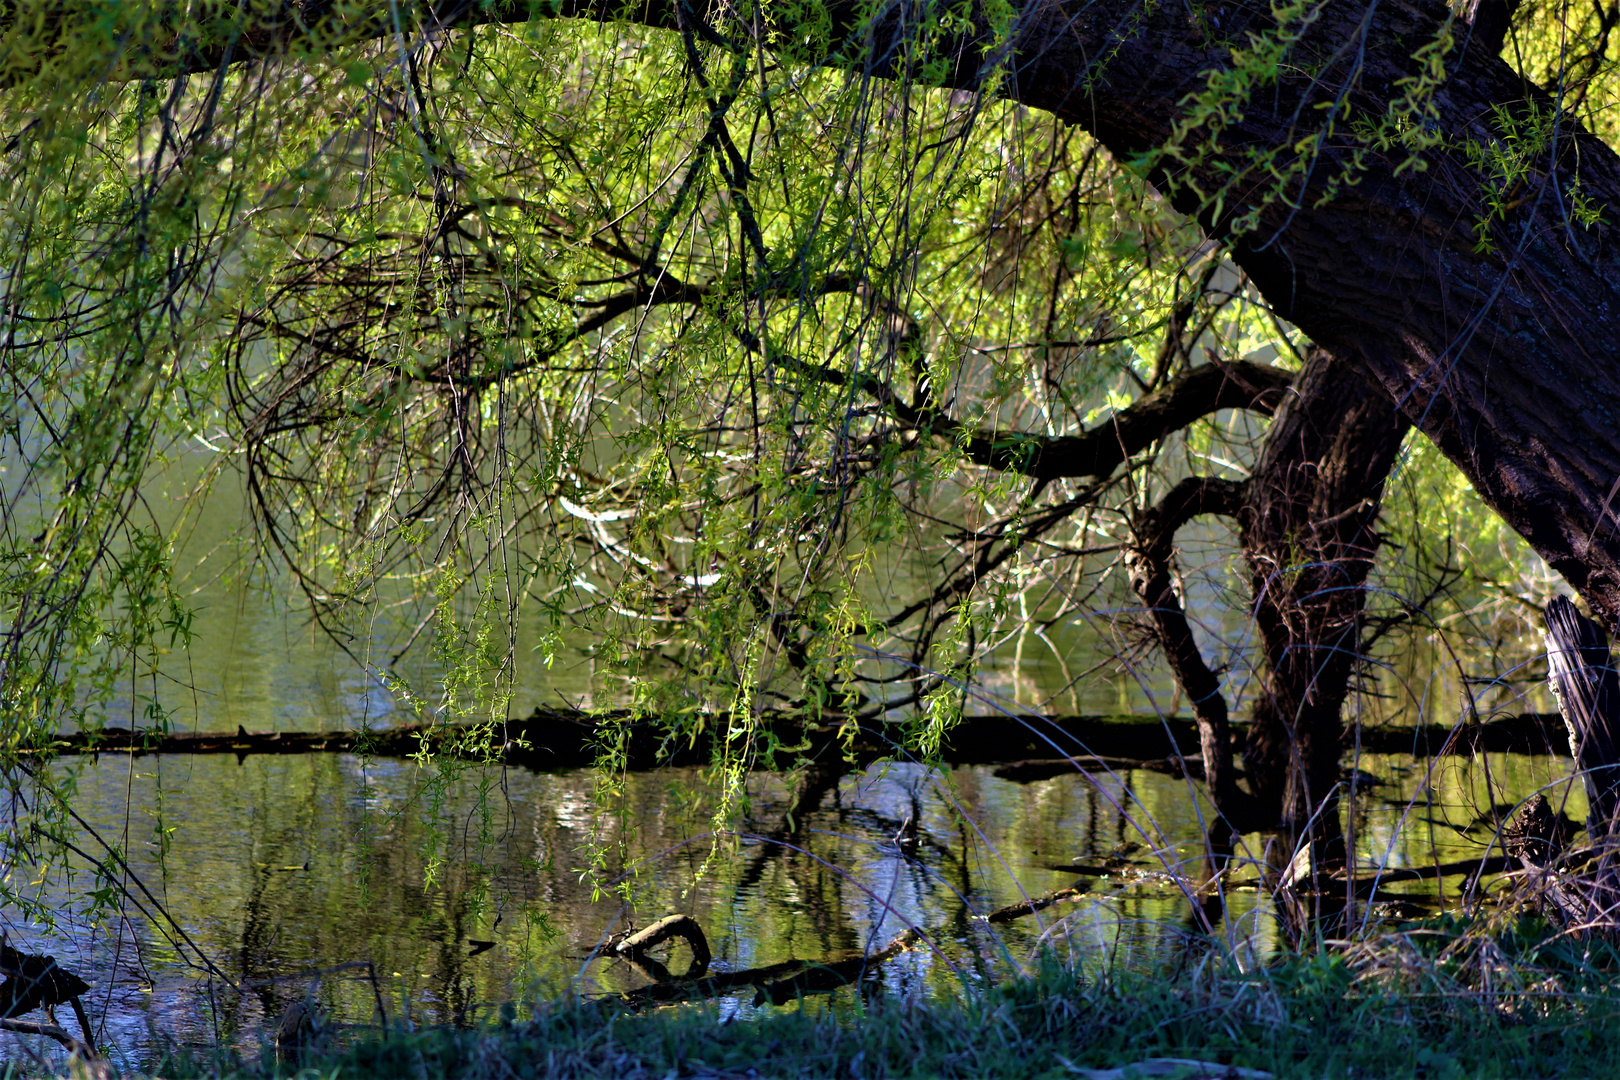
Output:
top-left (55, 0), bottom-right (1620, 623)
top-left (21, 0), bottom-right (1620, 619)
top-left (114, 0), bottom-right (1620, 625)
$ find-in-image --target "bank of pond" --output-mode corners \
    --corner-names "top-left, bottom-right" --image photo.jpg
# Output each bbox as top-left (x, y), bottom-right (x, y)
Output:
top-left (88, 932), bottom-right (1620, 1078)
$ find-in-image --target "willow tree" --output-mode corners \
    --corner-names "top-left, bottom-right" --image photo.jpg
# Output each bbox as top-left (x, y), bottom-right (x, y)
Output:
top-left (0, 0), bottom-right (1611, 919)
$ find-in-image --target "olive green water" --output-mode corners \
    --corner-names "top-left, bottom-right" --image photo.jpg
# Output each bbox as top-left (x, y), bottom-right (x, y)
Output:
top-left (2, 480), bottom-right (1583, 1068)
top-left (27, 740), bottom-right (1583, 1067)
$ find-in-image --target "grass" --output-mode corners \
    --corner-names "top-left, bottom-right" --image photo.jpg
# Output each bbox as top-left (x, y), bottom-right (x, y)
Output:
top-left (127, 919), bottom-right (1620, 1080)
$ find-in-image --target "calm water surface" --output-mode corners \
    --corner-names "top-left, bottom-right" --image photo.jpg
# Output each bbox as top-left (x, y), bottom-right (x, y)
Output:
top-left (10, 740), bottom-right (1577, 1069)
top-left (0, 484), bottom-right (1580, 1068)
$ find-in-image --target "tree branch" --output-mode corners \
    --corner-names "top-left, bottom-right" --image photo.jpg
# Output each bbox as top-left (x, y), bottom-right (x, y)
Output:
top-left (1127, 476), bottom-right (1259, 831)
top-left (0, 1017), bottom-right (93, 1060)
top-left (958, 361), bottom-right (1291, 480)
top-left (1134, 476), bottom-right (1246, 563)
top-left (20, 0), bottom-right (1620, 621)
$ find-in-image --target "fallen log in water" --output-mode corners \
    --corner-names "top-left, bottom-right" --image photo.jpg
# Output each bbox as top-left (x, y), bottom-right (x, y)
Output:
top-left (983, 883), bottom-right (1096, 923)
top-left (30, 709), bottom-right (1211, 769)
top-left (0, 938), bottom-right (97, 1060)
top-left (1223, 856), bottom-right (1521, 896)
top-left (993, 755), bottom-right (1205, 784)
top-left (0, 1018), bottom-right (96, 1063)
top-left (597, 925), bottom-right (926, 1011)
top-left (24, 708), bottom-right (1575, 772)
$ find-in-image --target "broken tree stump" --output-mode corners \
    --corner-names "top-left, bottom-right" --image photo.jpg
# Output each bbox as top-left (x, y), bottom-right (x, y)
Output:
top-left (1545, 597), bottom-right (1620, 837)
top-left (1501, 599), bottom-right (1620, 931)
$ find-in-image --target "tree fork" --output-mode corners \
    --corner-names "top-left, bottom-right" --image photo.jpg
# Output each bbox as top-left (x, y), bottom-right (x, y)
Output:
top-left (1127, 474), bottom-right (1259, 835)
top-left (1126, 348), bottom-right (1407, 856)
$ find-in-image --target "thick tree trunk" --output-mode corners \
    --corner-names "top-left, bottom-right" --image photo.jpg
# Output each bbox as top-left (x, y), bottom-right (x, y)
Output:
top-left (1240, 352), bottom-right (1411, 838)
top-left (976, 0), bottom-right (1620, 625)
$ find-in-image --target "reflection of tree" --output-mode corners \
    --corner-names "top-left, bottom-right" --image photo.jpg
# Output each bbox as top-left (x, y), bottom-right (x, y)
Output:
top-left (232, 760), bottom-right (347, 1030)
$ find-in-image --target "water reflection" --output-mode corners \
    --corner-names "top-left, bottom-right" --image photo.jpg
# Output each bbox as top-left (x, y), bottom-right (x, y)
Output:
top-left (4, 744), bottom-right (1576, 1069)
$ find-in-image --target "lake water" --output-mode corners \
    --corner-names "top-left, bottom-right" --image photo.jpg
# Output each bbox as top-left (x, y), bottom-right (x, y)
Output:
top-left (0, 475), bottom-right (1582, 1069)
top-left (11, 736), bottom-right (1577, 1069)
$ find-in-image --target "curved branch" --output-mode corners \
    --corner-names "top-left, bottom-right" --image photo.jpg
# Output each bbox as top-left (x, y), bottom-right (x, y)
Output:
top-left (777, 353), bottom-right (1289, 486)
top-left (0, 1018), bottom-right (93, 1060)
top-left (959, 361), bottom-right (1292, 481)
top-left (1134, 475), bottom-right (1246, 563)
top-left (1127, 476), bottom-right (1259, 832)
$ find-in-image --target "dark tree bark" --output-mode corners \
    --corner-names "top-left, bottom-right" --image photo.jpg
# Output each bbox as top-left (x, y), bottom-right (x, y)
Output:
top-left (1545, 597), bottom-right (1620, 837)
top-left (1456, 0), bottom-right (1519, 56)
top-left (1128, 474), bottom-right (1255, 834)
top-left (1239, 352), bottom-right (1411, 836)
top-left (958, 362), bottom-right (1292, 480)
top-left (993, 0), bottom-right (1620, 627)
top-left (1505, 602), bottom-right (1620, 933)
top-left (1127, 347), bottom-right (1408, 847)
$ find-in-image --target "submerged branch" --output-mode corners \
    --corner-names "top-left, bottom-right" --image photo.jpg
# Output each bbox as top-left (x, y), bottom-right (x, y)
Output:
top-left (0, 1018), bottom-right (94, 1060)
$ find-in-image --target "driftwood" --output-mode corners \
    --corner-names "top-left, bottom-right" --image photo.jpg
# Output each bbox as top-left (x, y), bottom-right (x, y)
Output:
top-left (1223, 856), bottom-right (1519, 899)
top-left (0, 939), bottom-right (96, 1057)
top-left (611, 915), bottom-right (712, 979)
top-left (1337, 856), bottom-right (1520, 889)
top-left (596, 920), bottom-right (924, 1010)
top-left (0, 1018), bottom-right (95, 1061)
top-left (994, 755), bottom-right (1205, 784)
top-left (597, 884), bottom-right (1115, 1011)
top-left (1037, 862), bottom-right (1159, 876)
top-left (984, 882), bottom-right (1095, 923)
top-left (31, 710), bottom-right (1206, 769)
